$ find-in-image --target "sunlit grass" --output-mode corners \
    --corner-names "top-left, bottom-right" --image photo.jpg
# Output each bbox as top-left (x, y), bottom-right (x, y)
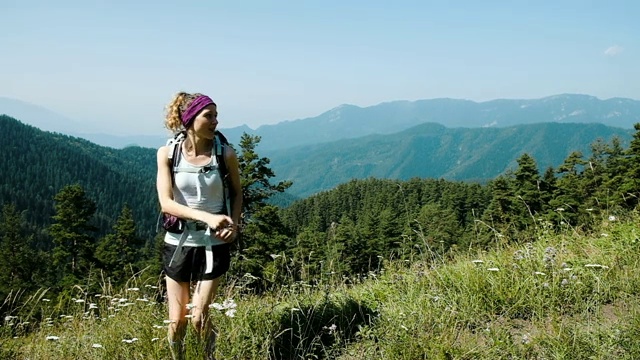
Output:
top-left (3, 213), bottom-right (640, 359)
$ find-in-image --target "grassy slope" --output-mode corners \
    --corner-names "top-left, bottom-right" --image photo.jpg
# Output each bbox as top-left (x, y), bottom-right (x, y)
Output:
top-left (3, 214), bottom-right (640, 359)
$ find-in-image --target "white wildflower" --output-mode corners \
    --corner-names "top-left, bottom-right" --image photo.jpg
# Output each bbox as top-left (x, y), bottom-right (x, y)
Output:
top-left (89, 303), bottom-right (98, 309)
top-left (487, 268), bottom-right (499, 272)
top-left (122, 338), bottom-right (138, 343)
top-left (42, 298), bottom-right (50, 302)
top-left (186, 303), bottom-right (195, 310)
top-left (270, 254), bottom-right (282, 260)
top-left (184, 314), bottom-right (194, 319)
top-left (534, 271), bottom-right (546, 276)
top-left (225, 309), bottom-right (237, 318)
top-left (92, 343), bottom-right (103, 348)
top-left (400, 325), bottom-right (408, 331)
top-left (75, 299), bottom-right (85, 303)
top-left (163, 320), bottom-right (174, 324)
top-left (608, 215), bottom-right (617, 221)
top-left (585, 264), bottom-right (609, 269)
top-left (46, 335), bottom-right (60, 341)
top-left (136, 298), bottom-right (149, 302)
top-left (151, 337), bottom-right (160, 342)
top-left (127, 287), bottom-right (140, 292)
top-left (471, 260), bottom-right (484, 264)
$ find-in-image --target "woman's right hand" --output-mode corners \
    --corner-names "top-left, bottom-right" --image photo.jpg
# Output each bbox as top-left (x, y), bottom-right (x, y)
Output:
top-left (203, 213), bottom-right (233, 231)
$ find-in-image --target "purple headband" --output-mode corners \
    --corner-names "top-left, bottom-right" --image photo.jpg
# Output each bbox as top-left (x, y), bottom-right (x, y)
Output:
top-left (181, 95), bottom-right (216, 127)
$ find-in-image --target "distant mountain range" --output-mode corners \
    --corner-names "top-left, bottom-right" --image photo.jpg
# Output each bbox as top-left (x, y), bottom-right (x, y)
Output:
top-left (2, 94), bottom-right (639, 151)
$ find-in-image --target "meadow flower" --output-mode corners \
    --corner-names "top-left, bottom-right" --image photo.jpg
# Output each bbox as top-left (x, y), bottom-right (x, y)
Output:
top-left (534, 271), bottom-right (546, 276)
top-left (323, 323), bottom-right (337, 334)
top-left (184, 314), bottom-right (194, 319)
top-left (561, 278), bottom-right (569, 286)
top-left (471, 260), bottom-right (484, 264)
top-left (122, 338), bottom-right (138, 344)
top-left (92, 344), bottom-right (103, 348)
top-left (225, 309), bottom-right (237, 317)
top-left (585, 264), bottom-right (609, 269)
top-left (145, 285), bottom-right (158, 289)
top-left (89, 303), bottom-right (98, 309)
top-left (42, 298), bottom-right (50, 302)
top-left (608, 215), bottom-right (617, 221)
top-left (151, 337), bottom-right (160, 342)
top-left (153, 325), bottom-right (164, 329)
top-left (46, 335), bottom-right (60, 341)
top-left (270, 254), bottom-right (282, 260)
top-left (75, 299), bottom-right (85, 303)
top-left (487, 268), bottom-right (499, 272)
top-left (186, 303), bottom-right (195, 310)
top-left (163, 320), bottom-right (175, 324)
top-left (127, 287), bottom-right (140, 291)
top-left (400, 325), bottom-right (408, 331)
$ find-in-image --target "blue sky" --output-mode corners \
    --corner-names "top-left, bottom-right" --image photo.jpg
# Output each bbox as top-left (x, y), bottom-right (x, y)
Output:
top-left (1, 0), bottom-right (636, 135)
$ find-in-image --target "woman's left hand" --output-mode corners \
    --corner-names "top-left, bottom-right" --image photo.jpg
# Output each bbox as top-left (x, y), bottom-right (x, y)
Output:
top-left (215, 223), bottom-right (237, 243)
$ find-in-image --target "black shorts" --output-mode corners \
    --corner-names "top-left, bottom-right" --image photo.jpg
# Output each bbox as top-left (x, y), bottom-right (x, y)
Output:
top-left (163, 243), bottom-right (231, 283)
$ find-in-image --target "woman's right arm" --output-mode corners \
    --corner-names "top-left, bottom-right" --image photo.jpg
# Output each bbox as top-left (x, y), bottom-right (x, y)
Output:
top-left (156, 146), bottom-right (232, 229)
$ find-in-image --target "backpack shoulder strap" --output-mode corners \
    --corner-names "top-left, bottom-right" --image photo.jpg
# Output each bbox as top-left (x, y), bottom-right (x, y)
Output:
top-left (214, 131), bottom-right (232, 215)
top-left (167, 132), bottom-right (185, 185)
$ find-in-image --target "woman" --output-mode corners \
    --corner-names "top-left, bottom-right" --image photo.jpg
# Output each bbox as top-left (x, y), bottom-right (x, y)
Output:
top-left (156, 92), bottom-right (243, 360)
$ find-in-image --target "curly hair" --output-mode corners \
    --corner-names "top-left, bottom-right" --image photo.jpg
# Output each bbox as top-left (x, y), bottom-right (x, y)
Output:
top-left (164, 92), bottom-right (206, 132)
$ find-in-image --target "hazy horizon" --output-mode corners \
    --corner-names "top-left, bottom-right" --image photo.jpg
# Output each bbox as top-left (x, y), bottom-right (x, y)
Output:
top-left (1, 1), bottom-right (636, 136)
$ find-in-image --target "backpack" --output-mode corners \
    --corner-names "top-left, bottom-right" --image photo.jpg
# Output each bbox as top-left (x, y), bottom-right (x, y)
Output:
top-left (157, 130), bottom-right (232, 233)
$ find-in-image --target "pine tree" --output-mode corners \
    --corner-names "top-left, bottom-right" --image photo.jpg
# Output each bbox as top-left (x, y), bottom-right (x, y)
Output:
top-left (95, 204), bottom-right (144, 286)
top-left (48, 184), bottom-right (98, 288)
top-left (0, 204), bottom-right (41, 301)
top-left (621, 123), bottom-right (640, 208)
top-left (550, 151), bottom-right (586, 225)
top-left (237, 133), bottom-right (292, 215)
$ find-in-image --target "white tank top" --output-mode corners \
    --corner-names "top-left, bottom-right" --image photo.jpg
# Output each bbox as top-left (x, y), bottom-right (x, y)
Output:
top-left (164, 148), bottom-right (226, 247)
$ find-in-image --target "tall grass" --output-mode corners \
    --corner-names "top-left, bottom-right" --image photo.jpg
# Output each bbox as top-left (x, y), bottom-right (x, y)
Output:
top-left (3, 214), bottom-right (640, 359)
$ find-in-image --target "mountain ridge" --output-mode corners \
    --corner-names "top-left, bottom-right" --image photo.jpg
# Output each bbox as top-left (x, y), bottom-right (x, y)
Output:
top-left (2, 94), bottom-right (639, 150)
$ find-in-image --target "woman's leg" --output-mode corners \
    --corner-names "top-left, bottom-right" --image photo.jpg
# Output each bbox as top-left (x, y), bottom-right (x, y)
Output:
top-left (191, 277), bottom-right (221, 359)
top-left (166, 276), bottom-right (190, 360)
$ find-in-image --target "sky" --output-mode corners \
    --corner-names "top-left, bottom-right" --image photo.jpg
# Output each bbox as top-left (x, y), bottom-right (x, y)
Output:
top-left (1, 0), bottom-right (637, 135)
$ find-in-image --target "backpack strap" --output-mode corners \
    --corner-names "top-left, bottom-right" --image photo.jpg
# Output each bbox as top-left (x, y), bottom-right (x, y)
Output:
top-left (214, 131), bottom-right (231, 216)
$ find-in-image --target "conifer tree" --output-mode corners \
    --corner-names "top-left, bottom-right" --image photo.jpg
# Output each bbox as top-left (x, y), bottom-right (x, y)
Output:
top-left (0, 204), bottom-right (41, 301)
top-left (550, 151), bottom-right (586, 225)
top-left (48, 184), bottom-right (98, 287)
top-left (95, 204), bottom-right (144, 286)
top-left (513, 153), bottom-right (543, 221)
top-left (621, 123), bottom-right (640, 208)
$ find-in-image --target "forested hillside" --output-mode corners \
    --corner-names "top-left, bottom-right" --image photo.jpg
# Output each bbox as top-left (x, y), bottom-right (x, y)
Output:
top-left (0, 115), bottom-right (158, 238)
top-left (268, 122), bottom-right (633, 197)
top-left (2, 113), bottom-right (640, 310)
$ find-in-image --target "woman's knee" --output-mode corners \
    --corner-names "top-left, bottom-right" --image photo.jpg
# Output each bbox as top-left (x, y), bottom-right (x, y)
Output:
top-left (190, 309), bottom-right (210, 330)
top-left (169, 318), bottom-right (188, 334)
